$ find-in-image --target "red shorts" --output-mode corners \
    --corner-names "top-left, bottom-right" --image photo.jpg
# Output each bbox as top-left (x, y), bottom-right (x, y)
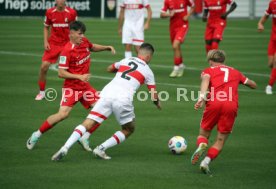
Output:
top-left (200, 102), bottom-right (237, 133)
top-left (42, 43), bottom-right (64, 63)
top-left (170, 24), bottom-right (189, 43)
top-left (60, 86), bottom-right (99, 109)
top-left (268, 40), bottom-right (276, 56)
top-left (205, 22), bottom-right (226, 41)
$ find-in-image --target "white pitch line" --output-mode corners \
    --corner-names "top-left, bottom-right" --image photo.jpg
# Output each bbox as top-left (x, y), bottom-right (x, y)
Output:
top-left (0, 50), bottom-right (269, 78)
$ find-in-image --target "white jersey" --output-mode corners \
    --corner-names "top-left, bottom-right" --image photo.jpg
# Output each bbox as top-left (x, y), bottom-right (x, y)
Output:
top-left (120, 0), bottom-right (150, 29)
top-left (100, 57), bottom-right (155, 99)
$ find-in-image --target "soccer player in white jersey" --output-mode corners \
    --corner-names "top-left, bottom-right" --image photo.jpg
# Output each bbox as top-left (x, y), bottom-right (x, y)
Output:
top-left (118, 0), bottom-right (152, 58)
top-left (52, 43), bottom-right (161, 161)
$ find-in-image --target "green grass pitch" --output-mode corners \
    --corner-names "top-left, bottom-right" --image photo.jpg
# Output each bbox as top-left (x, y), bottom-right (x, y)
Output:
top-left (0, 17), bottom-right (275, 189)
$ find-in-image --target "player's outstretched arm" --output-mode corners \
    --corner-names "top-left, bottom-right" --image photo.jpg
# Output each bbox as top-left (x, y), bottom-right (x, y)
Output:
top-left (245, 79), bottom-right (257, 89)
top-left (91, 44), bottom-right (116, 54)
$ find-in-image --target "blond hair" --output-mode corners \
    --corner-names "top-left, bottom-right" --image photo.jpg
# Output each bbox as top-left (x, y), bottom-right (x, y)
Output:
top-left (207, 49), bottom-right (226, 63)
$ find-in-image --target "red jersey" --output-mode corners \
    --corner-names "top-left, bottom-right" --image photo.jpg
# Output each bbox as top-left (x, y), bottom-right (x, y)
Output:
top-left (204, 0), bottom-right (233, 25)
top-left (44, 6), bottom-right (77, 46)
top-left (265, 0), bottom-right (276, 40)
top-left (59, 37), bottom-right (93, 90)
top-left (161, 0), bottom-right (194, 28)
top-left (201, 65), bottom-right (248, 106)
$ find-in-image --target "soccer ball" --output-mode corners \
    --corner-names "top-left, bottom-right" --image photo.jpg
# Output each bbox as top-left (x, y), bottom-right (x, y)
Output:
top-left (168, 136), bottom-right (187, 154)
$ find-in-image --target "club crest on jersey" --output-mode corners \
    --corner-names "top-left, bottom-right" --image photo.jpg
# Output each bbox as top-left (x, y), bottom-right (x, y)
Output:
top-left (59, 56), bottom-right (67, 64)
top-left (107, 0), bottom-right (115, 11)
top-left (86, 48), bottom-right (89, 52)
top-left (180, 3), bottom-right (183, 8)
top-left (63, 98), bottom-right (67, 103)
top-left (65, 17), bottom-right (68, 23)
top-left (217, 1), bottom-right (220, 5)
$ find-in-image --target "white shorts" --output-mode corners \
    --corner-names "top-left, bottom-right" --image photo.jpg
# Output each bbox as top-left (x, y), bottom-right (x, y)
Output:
top-left (122, 23), bottom-right (144, 46)
top-left (87, 98), bottom-right (135, 125)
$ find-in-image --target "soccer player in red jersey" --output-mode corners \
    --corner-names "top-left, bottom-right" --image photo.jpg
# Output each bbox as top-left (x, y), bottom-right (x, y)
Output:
top-left (35, 0), bottom-right (77, 100)
top-left (203, 0), bottom-right (237, 53)
top-left (258, 0), bottom-right (276, 95)
top-left (160, 0), bottom-right (195, 78)
top-left (27, 21), bottom-right (116, 151)
top-left (191, 50), bottom-right (256, 174)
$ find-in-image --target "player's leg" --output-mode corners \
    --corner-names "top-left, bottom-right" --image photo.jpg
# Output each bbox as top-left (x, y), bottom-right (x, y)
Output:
top-left (200, 132), bottom-right (229, 174)
top-left (125, 44), bottom-right (133, 58)
top-left (78, 87), bottom-right (101, 151)
top-left (51, 118), bottom-right (98, 161)
top-left (211, 24), bottom-right (225, 50)
top-left (191, 128), bottom-right (210, 165)
top-left (191, 104), bottom-right (219, 165)
top-left (36, 45), bottom-right (63, 100)
top-left (205, 25), bottom-right (213, 53)
top-left (122, 24), bottom-right (133, 58)
top-left (211, 38), bottom-right (220, 50)
top-left (93, 99), bottom-right (135, 159)
top-left (93, 120), bottom-right (135, 160)
top-left (132, 26), bottom-right (144, 55)
top-left (170, 26), bottom-right (188, 77)
top-left (199, 104), bottom-right (236, 174)
top-left (266, 40), bottom-right (276, 94)
top-left (26, 106), bottom-right (72, 150)
top-left (36, 61), bottom-right (51, 100)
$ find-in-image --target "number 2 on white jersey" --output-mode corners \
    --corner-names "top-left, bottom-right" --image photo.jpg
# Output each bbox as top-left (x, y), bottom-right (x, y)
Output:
top-left (220, 67), bottom-right (229, 82)
top-left (121, 62), bottom-right (138, 80)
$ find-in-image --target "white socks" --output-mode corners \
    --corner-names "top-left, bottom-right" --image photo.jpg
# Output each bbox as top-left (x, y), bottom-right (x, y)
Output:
top-left (64, 125), bottom-right (86, 149)
top-left (125, 51), bottom-right (132, 58)
top-left (34, 130), bottom-right (42, 138)
top-left (80, 132), bottom-right (91, 141)
top-left (202, 156), bottom-right (211, 165)
top-left (174, 63), bottom-right (185, 71)
top-left (100, 131), bottom-right (126, 150)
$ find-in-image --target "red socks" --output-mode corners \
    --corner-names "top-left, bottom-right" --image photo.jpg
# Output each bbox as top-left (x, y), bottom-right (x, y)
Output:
top-left (196, 136), bottom-right (208, 146)
top-left (205, 44), bottom-right (212, 53)
top-left (211, 41), bottom-right (219, 50)
top-left (38, 81), bottom-right (46, 91)
top-left (207, 147), bottom-right (220, 160)
top-left (174, 57), bottom-right (183, 66)
top-left (39, 120), bottom-right (53, 133)
top-left (268, 68), bottom-right (276, 86)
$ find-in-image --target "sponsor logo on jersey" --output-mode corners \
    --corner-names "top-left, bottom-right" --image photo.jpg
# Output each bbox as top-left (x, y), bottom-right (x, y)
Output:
top-left (53, 23), bottom-right (69, 27)
top-left (77, 54), bottom-right (90, 65)
top-left (60, 56), bottom-right (67, 64)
